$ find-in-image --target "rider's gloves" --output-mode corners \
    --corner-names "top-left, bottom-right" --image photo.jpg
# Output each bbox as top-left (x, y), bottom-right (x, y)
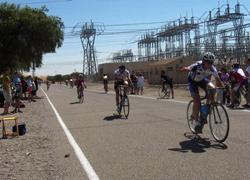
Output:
top-left (191, 65), bottom-right (198, 72)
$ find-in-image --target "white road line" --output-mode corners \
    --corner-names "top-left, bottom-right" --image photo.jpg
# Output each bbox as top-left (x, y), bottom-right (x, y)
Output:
top-left (41, 87), bottom-right (99, 180)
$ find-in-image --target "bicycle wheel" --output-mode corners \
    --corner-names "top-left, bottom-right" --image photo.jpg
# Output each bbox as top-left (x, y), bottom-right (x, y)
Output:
top-left (158, 84), bottom-right (166, 98)
top-left (79, 91), bottom-right (84, 103)
top-left (123, 95), bottom-right (130, 118)
top-left (119, 94), bottom-right (123, 115)
top-left (209, 102), bottom-right (229, 143)
top-left (165, 84), bottom-right (170, 99)
top-left (187, 100), bottom-right (196, 133)
top-left (234, 91), bottom-right (241, 107)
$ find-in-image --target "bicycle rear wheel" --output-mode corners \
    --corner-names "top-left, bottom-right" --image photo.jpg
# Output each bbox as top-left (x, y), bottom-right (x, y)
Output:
top-left (123, 95), bottom-right (130, 118)
top-left (209, 102), bottom-right (229, 143)
top-left (165, 84), bottom-right (170, 99)
top-left (158, 84), bottom-right (166, 98)
top-left (187, 100), bottom-right (196, 133)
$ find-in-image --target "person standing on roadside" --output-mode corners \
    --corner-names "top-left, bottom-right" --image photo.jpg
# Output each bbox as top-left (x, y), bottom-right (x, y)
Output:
top-left (21, 76), bottom-right (27, 98)
top-left (130, 71), bottom-right (138, 94)
top-left (26, 75), bottom-right (32, 102)
top-left (34, 77), bottom-right (38, 97)
top-left (11, 72), bottom-right (23, 113)
top-left (137, 73), bottom-right (144, 95)
top-left (1, 67), bottom-right (12, 115)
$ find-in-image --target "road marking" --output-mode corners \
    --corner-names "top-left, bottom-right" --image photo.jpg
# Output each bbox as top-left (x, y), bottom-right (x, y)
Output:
top-left (41, 87), bottom-right (99, 180)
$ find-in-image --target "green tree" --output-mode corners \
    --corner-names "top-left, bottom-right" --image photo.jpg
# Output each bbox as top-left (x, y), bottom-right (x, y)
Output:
top-left (0, 2), bottom-right (64, 73)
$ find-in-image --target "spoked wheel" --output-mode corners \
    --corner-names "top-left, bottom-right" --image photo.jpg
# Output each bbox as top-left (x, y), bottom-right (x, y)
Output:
top-left (123, 95), bottom-right (130, 118)
top-left (165, 84), bottom-right (170, 99)
top-left (234, 91), bottom-right (241, 108)
top-left (118, 95), bottom-right (123, 115)
top-left (158, 84), bottom-right (166, 98)
top-left (187, 100), bottom-right (196, 133)
top-left (209, 102), bottom-right (229, 143)
top-left (79, 91), bottom-right (84, 103)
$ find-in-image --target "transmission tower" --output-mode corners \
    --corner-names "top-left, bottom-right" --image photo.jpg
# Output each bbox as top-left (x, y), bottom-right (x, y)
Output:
top-left (72, 21), bottom-right (105, 75)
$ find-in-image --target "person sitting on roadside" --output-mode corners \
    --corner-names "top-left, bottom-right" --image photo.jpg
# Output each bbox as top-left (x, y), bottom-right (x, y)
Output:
top-left (228, 61), bottom-right (248, 108)
top-left (180, 52), bottom-right (224, 134)
top-left (160, 70), bottom-right (174, 99)
top-left (114, 64), bottom-right (133, 113)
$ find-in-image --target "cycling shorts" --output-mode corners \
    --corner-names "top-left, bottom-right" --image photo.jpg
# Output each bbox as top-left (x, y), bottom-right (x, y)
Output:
top-left (232, 79), bottom-right (248, 91)
top-left (114, 80), bottom-right (124, 90)
top-left (163, 79), bottom-right (173, 89)
top-left (188, 78), bottom-right (210, 95)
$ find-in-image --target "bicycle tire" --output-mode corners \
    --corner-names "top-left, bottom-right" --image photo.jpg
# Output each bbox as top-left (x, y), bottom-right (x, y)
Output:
top-left (158, 84), bottom-right (166, 98)
top-left (119, 94), bottom-right (123, 115)
top-left (123, 95), bottom-right (130, 118)
top-left (209, 102), bottom-right (229, 143)
top-left (165, 84), bottom-right (171, 99)
top-left (187, 100), bottom-right (196, 133)
top-left (79, 91), bottom-right (84, 103)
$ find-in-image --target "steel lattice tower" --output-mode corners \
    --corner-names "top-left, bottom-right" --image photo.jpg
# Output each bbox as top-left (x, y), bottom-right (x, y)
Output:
top-left (72, 21), bottom-right (104, 75)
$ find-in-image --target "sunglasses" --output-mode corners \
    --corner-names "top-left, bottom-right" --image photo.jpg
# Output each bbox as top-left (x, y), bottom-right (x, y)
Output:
top-left (204, 60), bottom-right (213, 64)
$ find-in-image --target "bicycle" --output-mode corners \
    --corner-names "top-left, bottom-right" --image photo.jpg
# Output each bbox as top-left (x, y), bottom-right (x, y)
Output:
top-left (233, 83), bottom-right (250, 108)
top-left (78, 87), bottom-right (84, 103)
top-left (187, 87), bottom-right (229, 143)
top-left (158, 81), bottom-right (170, 99)
top-left (118, 84), bottom-right (130, 118)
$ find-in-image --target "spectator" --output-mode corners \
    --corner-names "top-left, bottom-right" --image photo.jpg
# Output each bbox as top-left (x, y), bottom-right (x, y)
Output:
top-left (21, 76), bottom-right (27, 98)
top-left (30, 77), bottom-right (37, 102)
top-left (216, 71), bottom-right (223, 103)
top-left (1, 67), bottom-right (12, 115)
top-left (220, 67), bottom-right (230, 105)
top-left (26, 76), bottom-right (32, 102)
top-left (11, 72), bottom-right (23, 113)
top-left (137, 73), bottom-right (144, 95)
top-left (130, 71), bottom-right (138, 94)
top-left (34, 77), bottom-right (38, 97)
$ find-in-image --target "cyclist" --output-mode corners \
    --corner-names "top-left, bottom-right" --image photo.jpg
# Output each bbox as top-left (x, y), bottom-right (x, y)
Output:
top-left (180, 52), bottom-right (224, 134)
top-left (114, 64), bottom-right (133, 113)
top-left (160, 70), bottom-right (174, 99)
top-left (102, 74), bottom-right (108, 93)
top-left (228, 61), bottom-right (248, 108)
top-left (77, 74), bottom-right (85, 99)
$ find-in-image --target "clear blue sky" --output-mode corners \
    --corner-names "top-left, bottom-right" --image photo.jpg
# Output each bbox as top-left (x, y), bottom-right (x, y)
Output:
top-left (3, 0), bottom-right (250, 75)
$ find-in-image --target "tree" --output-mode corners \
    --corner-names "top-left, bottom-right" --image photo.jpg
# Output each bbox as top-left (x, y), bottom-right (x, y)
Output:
top-left (0, 2), bottom-right (64, 73)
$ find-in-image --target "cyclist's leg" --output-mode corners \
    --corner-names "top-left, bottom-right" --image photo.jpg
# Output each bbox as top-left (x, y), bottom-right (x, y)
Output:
top-left (188, 79), bottom-right (200, 123)
top-left (169, 79), bottom-right (174, 98)
top-left (206, 82), bottom-right (216, 105)
top-left (114, 83), bottom-right (119, 106)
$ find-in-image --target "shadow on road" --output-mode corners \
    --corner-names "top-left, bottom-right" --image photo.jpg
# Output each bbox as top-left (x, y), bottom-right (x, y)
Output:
top-left (69, 102), bottom-right (81, 104)
top-left (103, 114), bottom-right (124, 121)
top-left (168, 132), bottom-right (227, 153)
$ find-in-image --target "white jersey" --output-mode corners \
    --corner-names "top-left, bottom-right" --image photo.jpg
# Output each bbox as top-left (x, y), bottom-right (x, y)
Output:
top-left (246, 66), bottom-right (250, 82)
top-left (114, 69), bottom-right (130, 80)
top-left (188, 60), bottom-right (219, 82)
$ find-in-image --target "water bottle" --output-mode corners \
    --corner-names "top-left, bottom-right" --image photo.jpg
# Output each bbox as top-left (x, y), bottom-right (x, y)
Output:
top-left (200, 104), bottom-right (209, 124)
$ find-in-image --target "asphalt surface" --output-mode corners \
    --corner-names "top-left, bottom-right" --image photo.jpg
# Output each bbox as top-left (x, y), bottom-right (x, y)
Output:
top-left (42, 83), bottom-right (250, 180)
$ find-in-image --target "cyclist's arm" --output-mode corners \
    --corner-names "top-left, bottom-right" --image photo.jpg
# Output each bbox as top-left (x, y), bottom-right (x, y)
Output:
top-left (180, 67), bottom-right (192, 73)
top-left (215, 77), bottom-right (224, 87)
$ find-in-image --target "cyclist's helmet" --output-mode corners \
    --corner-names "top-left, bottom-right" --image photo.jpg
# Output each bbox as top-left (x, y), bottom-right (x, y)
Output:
top-left (118, 64), bottom-right (125, 69)
top-left (203, 52), bottom-right (215, 62)
top-left (78, 74), bottom-right (83, 77)
top-left (232, 61), bottom-right (239, 68)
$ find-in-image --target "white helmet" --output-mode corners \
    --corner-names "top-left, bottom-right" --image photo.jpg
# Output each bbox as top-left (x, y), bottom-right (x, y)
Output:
top-left (203, 52), bottom-right (215, 61)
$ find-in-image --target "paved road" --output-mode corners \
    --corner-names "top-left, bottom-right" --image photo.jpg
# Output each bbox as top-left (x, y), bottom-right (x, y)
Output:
top-left (42, 84), bottom-right (250, 180)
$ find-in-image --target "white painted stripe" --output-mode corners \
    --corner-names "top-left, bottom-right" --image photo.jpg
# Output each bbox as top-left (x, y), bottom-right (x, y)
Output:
top-left (41, 87), bottom-right (99, 180)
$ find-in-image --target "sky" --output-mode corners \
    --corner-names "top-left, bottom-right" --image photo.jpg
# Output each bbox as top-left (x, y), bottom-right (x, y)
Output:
top-left (3, 0), bottom-right (250, 76)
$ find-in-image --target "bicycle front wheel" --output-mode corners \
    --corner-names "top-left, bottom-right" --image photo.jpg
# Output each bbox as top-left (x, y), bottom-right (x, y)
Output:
top-left (158, 84), bottom-right (166, 98)
top-left (209, 103), bottom-right (229, 143)
top-left (123, 95), bottom-right (130, 118)
top-left (79, 91), bottom-right (84, 103)
top-left (187, 100), bottom-right (196, 133)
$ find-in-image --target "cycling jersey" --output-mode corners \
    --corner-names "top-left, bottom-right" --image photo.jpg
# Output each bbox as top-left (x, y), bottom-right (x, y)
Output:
top-left (188, 61), bottom-right (219, 82)
top-left (231, 68), bottom-right (247, 84)
top-left (114, 69), bottom-right (130, 80)
top-left (77, 77), bottom-right (84, 87)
